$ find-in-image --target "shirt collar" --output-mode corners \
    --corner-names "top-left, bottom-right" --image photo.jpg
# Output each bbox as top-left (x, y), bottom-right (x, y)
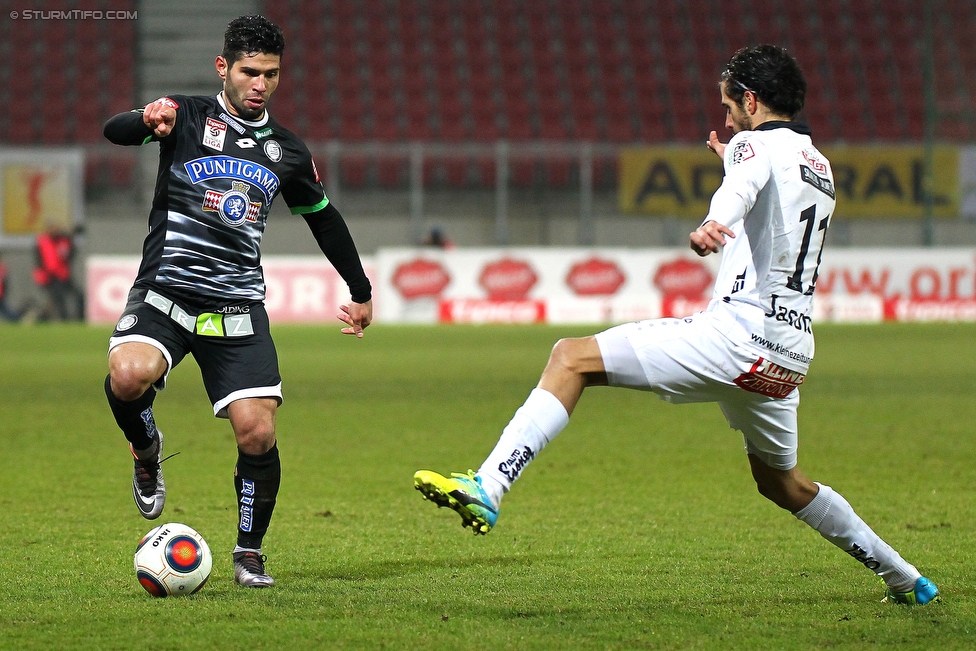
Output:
top-left (755, 120), bottom-right (811, 136)
top-left (215, 93), bottom-right (270, 128)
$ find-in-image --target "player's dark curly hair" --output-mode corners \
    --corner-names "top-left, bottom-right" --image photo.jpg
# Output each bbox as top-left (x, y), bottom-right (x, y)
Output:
top-left (721, 44), bottom-right (806, 118)
top-left (222, 15), bottom-right (285, 63)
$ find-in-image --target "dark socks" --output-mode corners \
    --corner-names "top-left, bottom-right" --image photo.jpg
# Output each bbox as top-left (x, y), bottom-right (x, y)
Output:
top-left (235, 444), bottom-right (281, 549)
top-left (104, 374), bottom-right (158, 451)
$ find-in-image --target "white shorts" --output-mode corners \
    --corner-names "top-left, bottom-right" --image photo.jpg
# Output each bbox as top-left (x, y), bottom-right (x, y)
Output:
top-left (594, 309), bottom-right (802, 470)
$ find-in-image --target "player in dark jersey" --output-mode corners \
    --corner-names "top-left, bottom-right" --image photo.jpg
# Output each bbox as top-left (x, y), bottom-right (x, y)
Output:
top-left (102, 15), bottom-right (372, 588)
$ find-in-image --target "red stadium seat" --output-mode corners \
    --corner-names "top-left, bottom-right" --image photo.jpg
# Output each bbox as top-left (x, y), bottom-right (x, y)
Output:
top-left (376, 158), bottom-right (408, 187)
top-left (339, 156), bottom-right (368, 189)
top-left (510, 159), bottom-right (538, 187)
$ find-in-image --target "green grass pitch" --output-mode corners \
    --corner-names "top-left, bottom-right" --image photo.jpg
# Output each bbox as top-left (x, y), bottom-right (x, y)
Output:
top-left (0, 322), bottom-right (974, 649)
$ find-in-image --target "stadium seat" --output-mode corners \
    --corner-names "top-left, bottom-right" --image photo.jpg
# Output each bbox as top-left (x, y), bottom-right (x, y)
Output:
top-left (339, 156), bottom-right (368, 189)
top-left (376, 158), bottom-right (408, 188)
top-left (510, 159), bottom-right (539, 188)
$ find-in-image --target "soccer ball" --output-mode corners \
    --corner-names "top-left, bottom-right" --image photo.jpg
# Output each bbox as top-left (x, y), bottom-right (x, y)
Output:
top-left (134, 522), bottom-right (212, 597)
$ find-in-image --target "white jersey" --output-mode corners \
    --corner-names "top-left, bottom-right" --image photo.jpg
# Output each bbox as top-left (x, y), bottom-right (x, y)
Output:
top-left (703, 122), bottom-right (835, 374)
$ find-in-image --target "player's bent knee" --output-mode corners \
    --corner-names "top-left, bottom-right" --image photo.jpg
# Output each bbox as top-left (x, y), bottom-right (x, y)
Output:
top-left (235, 426), bottom-right (276, 455)
top-left (549, 337), bottom-right (601, 375)
top-left (548, 338), bottom-right (574, 365)
top-left (108, 345), bottom-right (166, 400)
top-left (229, 400), bottom-right (277, 455)
top-left (109, 361), bottom-right (160, 400)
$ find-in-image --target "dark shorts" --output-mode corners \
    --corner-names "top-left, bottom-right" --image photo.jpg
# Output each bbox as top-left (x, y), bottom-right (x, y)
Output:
top-left (108, 287), bottom-right (282, 418)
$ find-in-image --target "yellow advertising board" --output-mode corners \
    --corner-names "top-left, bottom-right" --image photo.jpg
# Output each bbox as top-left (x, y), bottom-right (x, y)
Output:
top-left (0, 148), bottom-right (83, 244)
top-left (619, 145), bottom-right (959, 218)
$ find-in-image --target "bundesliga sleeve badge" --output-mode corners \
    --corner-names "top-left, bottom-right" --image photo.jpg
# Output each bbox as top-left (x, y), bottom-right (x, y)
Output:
top-left (730, 140), bottom-right (755, 165)
top-left (203, 117), bottom-right (227, 151)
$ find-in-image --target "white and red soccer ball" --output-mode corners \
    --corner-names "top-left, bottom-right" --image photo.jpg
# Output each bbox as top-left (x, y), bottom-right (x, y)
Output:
top-left (134, 523), bottom-right (212, 597)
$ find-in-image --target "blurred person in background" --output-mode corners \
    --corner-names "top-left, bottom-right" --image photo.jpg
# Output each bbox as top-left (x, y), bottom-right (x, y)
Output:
top-left (0, 253), bottom-right (21, 322)
top-left (422, 225), bottom-right (454, 249)
top-left (414, 44), bottom-right (939, 607)
top-left (101, 15), bottom-right (372, 589)
top-left (33, 225), bottom-right (83, 321)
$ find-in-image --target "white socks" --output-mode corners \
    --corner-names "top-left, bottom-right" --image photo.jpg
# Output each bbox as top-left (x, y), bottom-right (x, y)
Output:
top-left (478, 388), bottom-right (569, 508)
top-left (795, 483), bottom-right (920, 592)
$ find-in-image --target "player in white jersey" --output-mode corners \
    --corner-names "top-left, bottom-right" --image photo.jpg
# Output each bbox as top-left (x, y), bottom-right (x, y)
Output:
top-left (414, 45), bottom-right (939, 605)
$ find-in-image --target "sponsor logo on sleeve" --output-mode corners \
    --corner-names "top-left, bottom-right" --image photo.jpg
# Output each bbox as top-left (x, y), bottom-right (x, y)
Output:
top-left (802, 148), bottom-right (827, 174)
top-left (203, 117), bottom-right (227, 151)
top-left (730, 140), bottom-right (755, 165)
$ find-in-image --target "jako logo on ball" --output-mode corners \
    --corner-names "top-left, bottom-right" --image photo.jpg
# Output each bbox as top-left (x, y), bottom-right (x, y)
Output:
top-left (134, 522), bottom-right (212, 597)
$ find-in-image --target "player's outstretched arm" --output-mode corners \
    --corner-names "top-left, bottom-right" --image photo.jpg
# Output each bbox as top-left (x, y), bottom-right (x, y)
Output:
top-left (690, 220), bottom-right (735, 256)
top-left (706, 130), bottom-right (726, 158)
top-left (338, 300), bottom-right (372, 338)
top-left (103, 111), bottom-right (155, 146)
top-left (142, 98), bottom-right (177, 138)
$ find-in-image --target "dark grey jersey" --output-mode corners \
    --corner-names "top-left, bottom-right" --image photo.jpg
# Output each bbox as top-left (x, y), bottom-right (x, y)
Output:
top-left (134, 94), bottom-right (327, 308)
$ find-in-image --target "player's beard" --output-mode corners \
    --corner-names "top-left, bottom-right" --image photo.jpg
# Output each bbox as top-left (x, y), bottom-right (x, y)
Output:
top-left (224, 87), bottom-right (265, 122)
top-left (730, 112), bottom-right (752, 134)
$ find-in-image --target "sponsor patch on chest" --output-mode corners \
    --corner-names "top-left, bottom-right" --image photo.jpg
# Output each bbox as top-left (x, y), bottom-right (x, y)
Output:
top-left (203, 117), bottom-right (227, 151)
top-left (734, 357), bottom-right (804, 399)
top-left (202, 180), bottom-right (262, 226)
top-left (184, 155), bottom-right (280, 201)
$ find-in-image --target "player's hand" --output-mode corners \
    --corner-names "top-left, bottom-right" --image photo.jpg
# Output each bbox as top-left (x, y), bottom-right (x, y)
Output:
top-left (337, 299), bottom-right (372, 338)
top-left (706, 130), bottom-right (726, 158)
top-left (690, 220), bottom-right (735, 256)
top-left (142, 98), bottom-right (177, 138)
